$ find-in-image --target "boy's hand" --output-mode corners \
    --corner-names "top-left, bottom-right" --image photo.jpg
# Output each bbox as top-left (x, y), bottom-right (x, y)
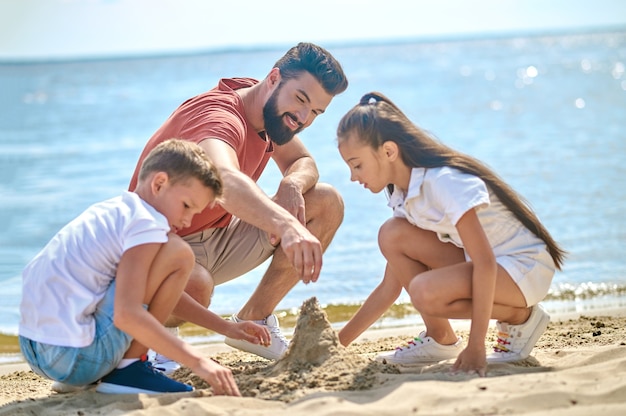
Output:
top-left (226, 321), bottom-right (271, 346)
top-left (193, 358), bottom-right (241, 396)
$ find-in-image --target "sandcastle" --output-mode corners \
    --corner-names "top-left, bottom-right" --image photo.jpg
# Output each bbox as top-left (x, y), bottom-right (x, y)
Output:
top-left (269, 296), bottom-right (342, 372)
top-left (176, 296), bottom-right (398, 401)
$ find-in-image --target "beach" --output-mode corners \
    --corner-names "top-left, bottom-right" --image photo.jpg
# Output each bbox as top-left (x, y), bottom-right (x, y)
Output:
top-left (1, 27), bottom-right (626, 416)
top-left (2, 299), bottom-right (625, 416)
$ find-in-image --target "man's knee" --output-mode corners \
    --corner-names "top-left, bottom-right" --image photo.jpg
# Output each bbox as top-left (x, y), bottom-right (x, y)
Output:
top-left (305, 182), bottom-right (344, 225)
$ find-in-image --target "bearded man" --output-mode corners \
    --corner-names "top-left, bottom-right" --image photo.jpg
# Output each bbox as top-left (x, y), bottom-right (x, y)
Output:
top-left (128, 43), bottom-right (348, 370)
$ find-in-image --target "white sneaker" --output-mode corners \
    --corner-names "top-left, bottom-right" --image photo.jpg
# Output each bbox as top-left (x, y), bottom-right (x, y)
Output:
top-left (376, 331), bottom-right (463, 365)
top-left (224, 314), bottom-right (289, 360)
top-left (151, 353), bottom-right (181, 375)
top-left (149, 326), bottom-right (181, 375)
top-left (487, 304), bottom-right (550, 363)
top-left (51, 381), bottom-right (94, 393)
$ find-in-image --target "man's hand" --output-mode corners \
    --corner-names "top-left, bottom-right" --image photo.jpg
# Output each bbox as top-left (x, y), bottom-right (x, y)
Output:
top-left (278, 225), bottom-right (322, 284)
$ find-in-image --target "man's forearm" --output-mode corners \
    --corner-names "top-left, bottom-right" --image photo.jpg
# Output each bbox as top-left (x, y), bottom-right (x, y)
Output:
top-left (280, 156), bottom-right (319, 194)
top-left (219, 167), bottom-right (301, 235)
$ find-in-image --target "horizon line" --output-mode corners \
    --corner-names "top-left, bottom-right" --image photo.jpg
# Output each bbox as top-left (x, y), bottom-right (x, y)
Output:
top-left (2, 24), bottom-right (625, 65)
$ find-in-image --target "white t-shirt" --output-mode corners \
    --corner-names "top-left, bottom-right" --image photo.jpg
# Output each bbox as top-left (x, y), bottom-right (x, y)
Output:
top-left (19, 191), bottom-right (170, 348)
top-left (388, 166), bottom-right (541, 257)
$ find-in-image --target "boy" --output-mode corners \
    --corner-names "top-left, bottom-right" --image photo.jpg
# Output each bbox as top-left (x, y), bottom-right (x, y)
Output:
top-left (19, 139), bottom-right (269, 395)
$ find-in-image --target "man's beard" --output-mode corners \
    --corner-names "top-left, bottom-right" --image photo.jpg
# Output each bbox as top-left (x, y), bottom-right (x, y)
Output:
top-left (262, 86), bottom-right (303, 146)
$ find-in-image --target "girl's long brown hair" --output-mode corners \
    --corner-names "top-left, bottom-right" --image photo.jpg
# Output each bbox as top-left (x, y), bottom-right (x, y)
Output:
top-left (337, 92), bottom-right (565, 270)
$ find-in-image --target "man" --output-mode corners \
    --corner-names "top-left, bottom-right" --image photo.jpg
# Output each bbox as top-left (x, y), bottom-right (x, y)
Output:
top-left (129, 42), bottom-right (348, 367)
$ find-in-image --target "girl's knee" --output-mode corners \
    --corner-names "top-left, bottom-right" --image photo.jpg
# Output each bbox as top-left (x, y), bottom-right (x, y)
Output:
top-left (378, 218), bottom-right (409, 254)
top-left (408, 276), bottom-right (438, 313)
top-left (408, 277), bottom-right (424, 305)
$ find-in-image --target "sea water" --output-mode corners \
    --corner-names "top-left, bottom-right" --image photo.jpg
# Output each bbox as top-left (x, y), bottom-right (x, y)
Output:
top-left (1, 29), bottom-right (625, 338)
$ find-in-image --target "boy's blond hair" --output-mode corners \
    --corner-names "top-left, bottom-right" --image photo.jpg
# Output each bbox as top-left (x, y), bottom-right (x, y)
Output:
top-left (138, 139), bottom-right (223, 198)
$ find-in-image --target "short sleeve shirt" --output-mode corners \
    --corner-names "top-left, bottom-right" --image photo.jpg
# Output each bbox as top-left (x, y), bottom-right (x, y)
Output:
top-left (388, 166), bottom-right (519, 249)
top-left (128, 78), bottom-right (274, 235)
top-left (19, 192), bottom-right (170, 347)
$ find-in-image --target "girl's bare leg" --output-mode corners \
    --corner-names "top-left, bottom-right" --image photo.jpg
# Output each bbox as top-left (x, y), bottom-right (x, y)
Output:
top-left (378, 218), bottom-right (529, 345)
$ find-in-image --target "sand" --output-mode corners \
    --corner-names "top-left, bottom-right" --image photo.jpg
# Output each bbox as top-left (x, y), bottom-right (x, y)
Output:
top-left (1, 297), bottom-right (625, 415)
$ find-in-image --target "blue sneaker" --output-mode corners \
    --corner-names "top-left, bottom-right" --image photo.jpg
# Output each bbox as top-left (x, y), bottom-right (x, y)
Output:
top-left (96, 358), bottom-right (193, 394)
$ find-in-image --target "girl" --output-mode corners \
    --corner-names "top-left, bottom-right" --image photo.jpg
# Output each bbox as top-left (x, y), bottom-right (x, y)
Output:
top-left (336, 92), bottom-right (565, 376)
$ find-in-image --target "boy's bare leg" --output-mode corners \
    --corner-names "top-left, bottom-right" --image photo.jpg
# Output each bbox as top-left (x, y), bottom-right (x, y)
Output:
top-left (124, 234), bottom-right (194, 358)
top-left (163, 264), bottom-right (213, 328)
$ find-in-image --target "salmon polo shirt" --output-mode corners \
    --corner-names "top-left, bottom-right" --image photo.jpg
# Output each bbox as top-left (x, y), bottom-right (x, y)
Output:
top-left (129, 78), bottom-right (274, 236)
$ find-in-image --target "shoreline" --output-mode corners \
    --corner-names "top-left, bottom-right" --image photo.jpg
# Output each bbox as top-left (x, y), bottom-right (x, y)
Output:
top-left (1, 285), bottom-right (624, 351)
top-left (3, 301), bottom-right (624, 375)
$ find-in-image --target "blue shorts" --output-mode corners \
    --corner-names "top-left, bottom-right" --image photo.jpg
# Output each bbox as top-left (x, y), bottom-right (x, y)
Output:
top-left (19, 281), bottom-right (136, 386)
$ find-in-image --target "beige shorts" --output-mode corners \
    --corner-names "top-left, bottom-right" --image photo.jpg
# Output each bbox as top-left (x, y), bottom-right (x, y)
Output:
top-left (183, 217), bottom-right (277, 285)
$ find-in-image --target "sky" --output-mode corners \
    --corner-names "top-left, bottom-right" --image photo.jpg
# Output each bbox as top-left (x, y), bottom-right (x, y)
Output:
top-left (1, 0), bottom-right (626, 61)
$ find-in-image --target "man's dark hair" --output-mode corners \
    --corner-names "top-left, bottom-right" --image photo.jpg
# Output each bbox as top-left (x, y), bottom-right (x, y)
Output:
top-left (274, 42), bottom-right (348, 96)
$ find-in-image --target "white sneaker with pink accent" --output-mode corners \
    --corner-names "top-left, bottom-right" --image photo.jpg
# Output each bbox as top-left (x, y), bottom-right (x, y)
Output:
top-left (487, 304), bottom-right (550, 363)
top-left (376, 331), bottom-right (463, 365)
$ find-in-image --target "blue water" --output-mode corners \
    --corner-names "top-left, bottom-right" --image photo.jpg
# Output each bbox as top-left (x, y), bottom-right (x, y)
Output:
top-left (1, 29), bottom-right (626, 336)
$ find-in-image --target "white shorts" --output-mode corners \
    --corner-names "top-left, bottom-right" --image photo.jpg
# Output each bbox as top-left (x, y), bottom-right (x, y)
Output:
top-left (496, 249), bottom-right (555, 306)
top-left (466, 227), bottom-right (556, 306)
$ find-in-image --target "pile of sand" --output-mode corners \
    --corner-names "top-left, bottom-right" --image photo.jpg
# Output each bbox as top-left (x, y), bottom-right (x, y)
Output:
top-left (175, 297), bottom-right (399, 402)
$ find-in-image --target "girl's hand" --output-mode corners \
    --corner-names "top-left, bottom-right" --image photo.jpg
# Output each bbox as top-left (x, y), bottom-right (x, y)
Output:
top-left (452, 345), bottom-right (487, 377)
top-left (192, 357), bottom-right (241, 396)
top-left (225, 321), bottom-right (271, 346)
